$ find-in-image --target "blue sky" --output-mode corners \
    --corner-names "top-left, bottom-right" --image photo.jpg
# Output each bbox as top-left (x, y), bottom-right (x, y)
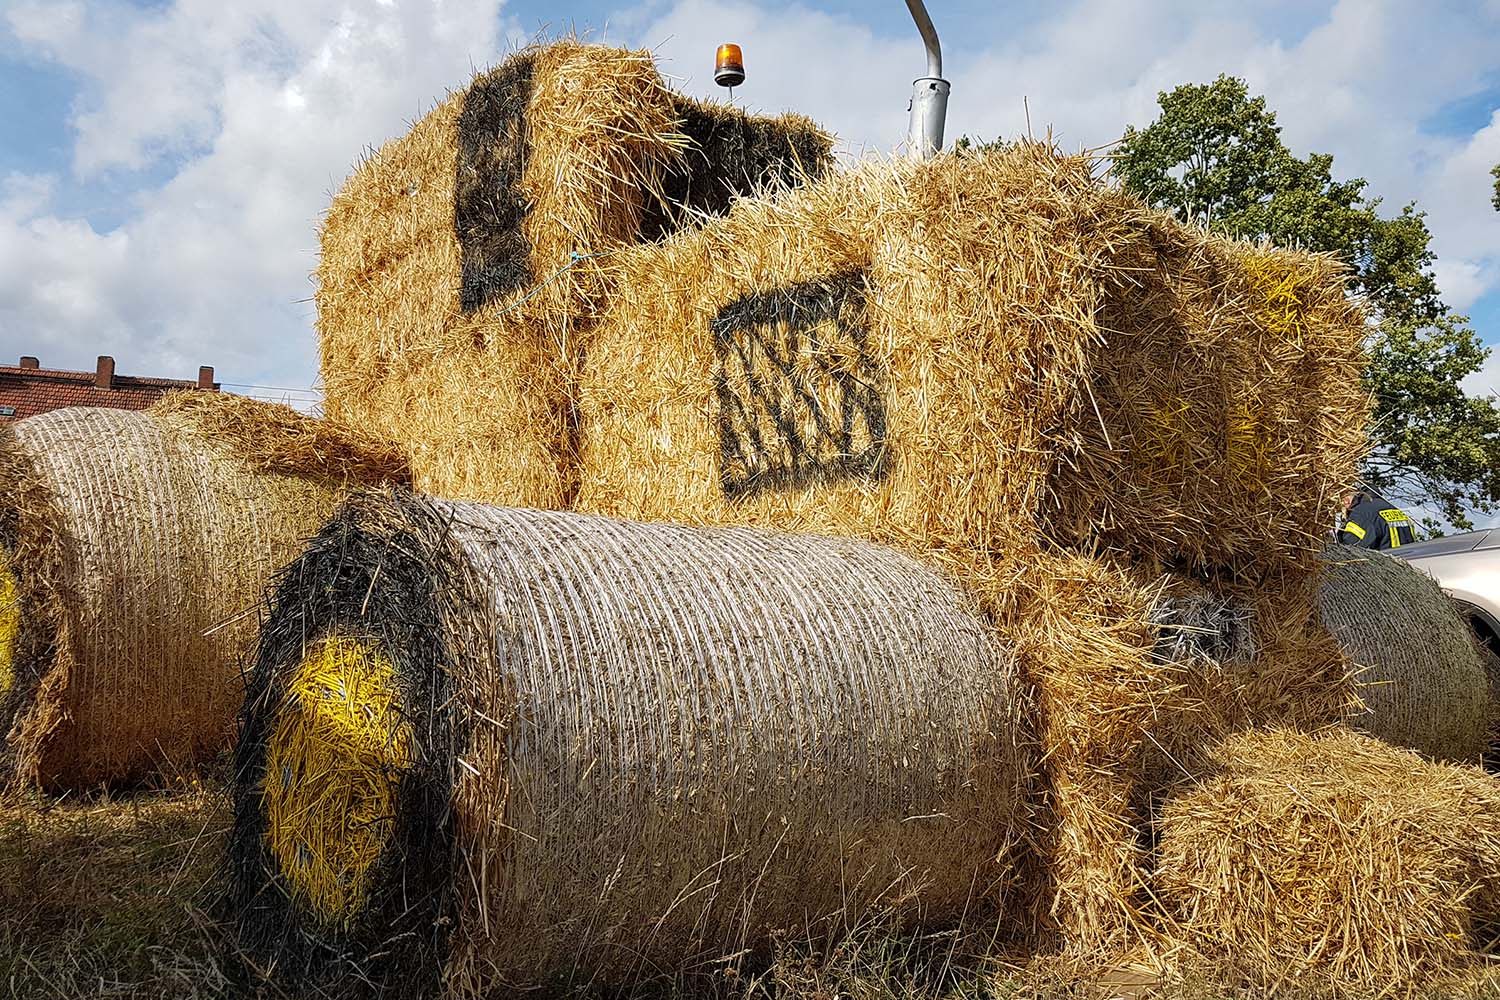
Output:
top-left (1, 0), bottom-right (1498, 407)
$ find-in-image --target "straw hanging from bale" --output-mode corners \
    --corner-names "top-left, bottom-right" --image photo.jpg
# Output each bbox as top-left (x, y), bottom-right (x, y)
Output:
top-left (1153, 727), bottom-right (1500, 993)
top-left (0, 393), bottom-right (407, 789)
top-left (316, 41), bottom-right (832, 506)
top-left (228, 491), bottom-right (1027, 998)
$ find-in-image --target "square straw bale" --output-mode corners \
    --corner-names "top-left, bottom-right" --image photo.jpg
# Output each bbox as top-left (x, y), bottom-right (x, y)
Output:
top-left (575, 144), bottom-right (1367, 576)
top-left (577, 144), bottom-right (1116, 553)
top-left (1154, 728), bottom-right (1500, 993)
top-left (1046, 214), bottom-right (1370, 575)
top-left (317, 41), bottom-right (833, 505)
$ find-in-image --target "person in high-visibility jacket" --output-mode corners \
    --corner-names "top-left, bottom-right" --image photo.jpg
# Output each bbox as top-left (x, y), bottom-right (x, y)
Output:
top-left (1338, 489), bottom-right (1416, 550)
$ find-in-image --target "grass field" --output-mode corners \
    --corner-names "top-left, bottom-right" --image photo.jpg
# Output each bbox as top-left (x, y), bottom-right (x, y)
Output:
top-left (0, 784), bottom-right (227, 998)
top-left (4, 781), bottom-right (1500, 1000)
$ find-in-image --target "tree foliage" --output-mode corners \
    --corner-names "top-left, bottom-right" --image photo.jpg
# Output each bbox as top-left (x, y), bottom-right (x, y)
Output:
top-left (1493, 161), bottom-right (1500, 212)
top-left (1116, 76), bottom-right (1500, 526)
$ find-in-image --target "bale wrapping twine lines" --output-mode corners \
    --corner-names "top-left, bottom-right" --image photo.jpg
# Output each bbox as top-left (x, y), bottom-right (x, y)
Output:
top-left (230, 491), bottom-right (1029, 997)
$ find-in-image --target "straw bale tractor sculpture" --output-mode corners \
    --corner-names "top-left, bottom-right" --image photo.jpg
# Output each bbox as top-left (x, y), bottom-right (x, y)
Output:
top-left (232, 9), bottom-right (1500, 996)
top-left (0, 4), bottom-right (1496, 998)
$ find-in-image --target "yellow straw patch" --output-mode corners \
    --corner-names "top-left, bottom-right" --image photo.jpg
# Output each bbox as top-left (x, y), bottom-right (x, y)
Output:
top-left (264, 634), bottom-right (412, 926)
top-left (1226, 399), bottom-right (1270, 497)
top-left (1138, 393), bottom-right (1191, 475)
top-left (0, 549), bottom-right (20, 698)
top-left (1242, 250), bottom-right (1313, 346)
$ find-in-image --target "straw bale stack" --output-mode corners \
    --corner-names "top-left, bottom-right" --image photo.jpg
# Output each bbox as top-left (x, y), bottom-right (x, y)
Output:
top-left (572, 142), bottom-right (1367, 948)
top-left (574, 143), bottom-right (1367, 573)
top-left (1320, 545), bottom-right (1490, 763)
top-left (229, 491), bottom-right (1026, 998)
top-left (317, 41), bottom-right (832, 506)
top-left (0, 393), bottom-right (406, 789)
top-left (1154, 728), bottom-right (1500, 992)
top-left (965, 554), bottom-right (1351, 950)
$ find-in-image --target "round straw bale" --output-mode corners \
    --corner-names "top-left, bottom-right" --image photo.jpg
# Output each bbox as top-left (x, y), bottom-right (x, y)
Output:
top-left (229, 492), bottom-right (1027, 997)
top-left (1154, 727), bottom-right (1500, 992)
top-left (1319, 545), bottom-right (1489, 763)
top-left (0, 396), bottom-right (406, 789)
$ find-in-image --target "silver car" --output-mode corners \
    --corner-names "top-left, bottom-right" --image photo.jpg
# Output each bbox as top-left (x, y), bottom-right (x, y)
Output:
top-left (1392, 529), bottom-right (1500, 656)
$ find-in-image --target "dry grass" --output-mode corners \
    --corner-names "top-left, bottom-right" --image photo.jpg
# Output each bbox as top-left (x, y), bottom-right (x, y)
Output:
top-left (580, 933), bottom-right (1500, 999)
top-left (5, 780), bottom-right (1500, 999)
top-left (0, 786), bottom-right (229, 999)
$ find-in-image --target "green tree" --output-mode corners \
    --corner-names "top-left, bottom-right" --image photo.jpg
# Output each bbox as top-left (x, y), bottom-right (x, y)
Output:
top-left (1116, 75), bottom-right (1500, 526)
top-left (1492, 161), bottom-right (1499, 211)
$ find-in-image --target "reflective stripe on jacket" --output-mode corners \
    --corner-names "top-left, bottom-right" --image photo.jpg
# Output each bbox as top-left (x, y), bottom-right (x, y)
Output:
top-left (1340, 499), bottom-right (1415, 550)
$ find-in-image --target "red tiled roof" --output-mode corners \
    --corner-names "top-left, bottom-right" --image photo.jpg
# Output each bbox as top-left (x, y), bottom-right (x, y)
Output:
top-left (0, 366), bottom-right (216, 422)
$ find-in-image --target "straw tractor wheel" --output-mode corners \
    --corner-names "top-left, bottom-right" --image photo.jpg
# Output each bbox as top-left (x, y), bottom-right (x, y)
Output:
top-left (262, 635), bottom-right (413, 926)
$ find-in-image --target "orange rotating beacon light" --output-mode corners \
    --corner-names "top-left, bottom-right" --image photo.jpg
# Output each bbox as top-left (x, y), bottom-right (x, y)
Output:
top-left (714, 43), bottom-right (745, 95)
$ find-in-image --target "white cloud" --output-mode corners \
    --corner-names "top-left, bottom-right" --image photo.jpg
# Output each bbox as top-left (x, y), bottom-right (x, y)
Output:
top-left (2, 0), bottom-right (1498, 390)
top-left (0, 172), bottom-right (137, 355)
top-left (1419, 110), bottom-right (1500, 312)
top-left (1462, 344), bottom-right (1500, 400)
top-left (0, 0), bottom-right (517, 386)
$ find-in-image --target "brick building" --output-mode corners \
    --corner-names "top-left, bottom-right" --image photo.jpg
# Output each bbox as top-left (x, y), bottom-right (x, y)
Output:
top-left (0, 356), bottom-right (217, 422)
